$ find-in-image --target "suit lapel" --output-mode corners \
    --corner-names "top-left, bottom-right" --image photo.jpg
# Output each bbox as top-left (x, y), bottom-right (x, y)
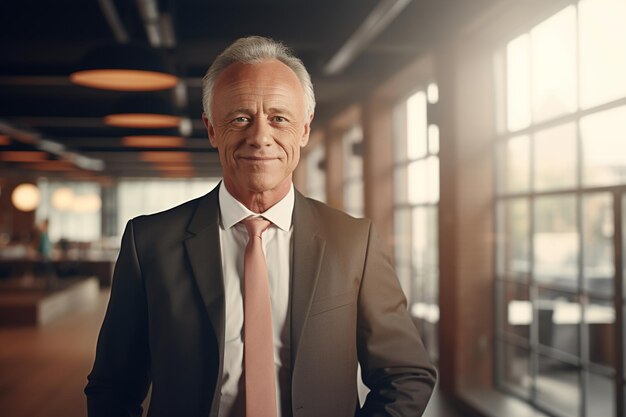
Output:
top-left (291, 191), bottom-right (326, 368)
top-left (183, 187), bottom-right (225, 369)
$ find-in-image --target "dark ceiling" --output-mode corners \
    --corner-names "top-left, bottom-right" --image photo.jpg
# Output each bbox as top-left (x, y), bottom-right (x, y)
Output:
top-left (0, 0), bottom-right (496, 179)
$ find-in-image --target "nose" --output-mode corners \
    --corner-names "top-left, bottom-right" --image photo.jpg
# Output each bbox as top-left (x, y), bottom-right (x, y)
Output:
top-left (246, 118), bottom-right (272, 147)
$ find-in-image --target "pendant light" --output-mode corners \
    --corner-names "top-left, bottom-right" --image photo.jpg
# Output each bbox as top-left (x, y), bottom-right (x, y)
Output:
top-left (11, 183), bottom-right (41, 212)
top-left (70, 44), bottom-right (178, 91)
top-left (122, 127), bottom-right (184, 148)
top-left (0, 151), bottom-right (48, 162)
top-left (104, 93), bottom-right (181, 128)
top-left (139, 151), bottom-right (191, 162)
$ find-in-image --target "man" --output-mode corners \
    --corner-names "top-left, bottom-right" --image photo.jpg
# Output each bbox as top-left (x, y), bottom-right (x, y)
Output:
top-left (85, 36), bottom-right (436, 417)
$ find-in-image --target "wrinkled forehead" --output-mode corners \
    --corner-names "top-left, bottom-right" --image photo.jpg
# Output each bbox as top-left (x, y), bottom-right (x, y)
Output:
top-left (214, 60), bottom-right (304, 94)
top-left (211, 59), bottom-right (307, 112)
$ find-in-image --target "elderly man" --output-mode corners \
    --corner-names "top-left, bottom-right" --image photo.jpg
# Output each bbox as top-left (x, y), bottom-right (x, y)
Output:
top-left (85, 36), bottom-right (436, 417)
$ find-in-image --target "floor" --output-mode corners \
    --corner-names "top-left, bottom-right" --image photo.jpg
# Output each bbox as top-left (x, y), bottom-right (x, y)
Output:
top-left (0, 290), bottom-right (107, 417)
top-left (0, 290), bottom-right (465, 417)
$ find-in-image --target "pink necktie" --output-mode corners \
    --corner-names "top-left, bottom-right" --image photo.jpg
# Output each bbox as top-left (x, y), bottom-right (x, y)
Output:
top-left (242, 217), bottom-right (277, 417)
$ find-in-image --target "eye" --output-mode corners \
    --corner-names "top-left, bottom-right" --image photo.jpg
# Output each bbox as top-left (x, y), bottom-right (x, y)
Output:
top-left (271, 115), bottom-right (288, 123)
top-left (231, 116), bottom-right (250, 125)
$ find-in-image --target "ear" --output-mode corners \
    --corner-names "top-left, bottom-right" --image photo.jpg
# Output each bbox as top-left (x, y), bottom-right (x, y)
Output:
top-left (202, 113), bottom-right (218, 148)
top-left (300, 112), bottom-right (314, 148)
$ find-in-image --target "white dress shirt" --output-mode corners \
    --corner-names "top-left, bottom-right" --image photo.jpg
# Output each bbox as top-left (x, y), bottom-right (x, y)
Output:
top-left (217, 182), bottom-right (294, 417)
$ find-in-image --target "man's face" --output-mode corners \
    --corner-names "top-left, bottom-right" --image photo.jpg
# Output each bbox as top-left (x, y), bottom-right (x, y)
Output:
top-left (203, 59), bottom-right (313, 200)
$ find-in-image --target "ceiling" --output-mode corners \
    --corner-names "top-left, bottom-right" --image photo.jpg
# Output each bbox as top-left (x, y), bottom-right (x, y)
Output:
top-left (0, 0), bottom-right (497, 180)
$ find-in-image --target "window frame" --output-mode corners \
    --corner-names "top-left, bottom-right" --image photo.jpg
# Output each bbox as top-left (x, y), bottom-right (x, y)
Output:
top-left (493, 2), bottom-right (626, 416)
top-left (392, 83), bottom-right (441, 362)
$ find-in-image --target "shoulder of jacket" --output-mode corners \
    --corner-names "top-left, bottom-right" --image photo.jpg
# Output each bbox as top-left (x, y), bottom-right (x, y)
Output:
top-left (301, 196), bottom-right (372, 239)
top-left (130, 193), bottom-right (208, 230)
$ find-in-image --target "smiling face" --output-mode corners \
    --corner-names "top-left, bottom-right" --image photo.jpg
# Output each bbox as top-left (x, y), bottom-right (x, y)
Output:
top-left (203, 59), bottom-right (313, 211)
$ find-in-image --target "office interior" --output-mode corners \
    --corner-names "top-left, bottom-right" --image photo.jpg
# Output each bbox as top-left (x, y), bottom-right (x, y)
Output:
top-left (1, 0), bottom-right (625, 416)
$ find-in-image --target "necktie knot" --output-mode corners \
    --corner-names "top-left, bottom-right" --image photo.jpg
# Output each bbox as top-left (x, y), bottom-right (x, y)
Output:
top-left (243, 217), bottom-right (271, 239)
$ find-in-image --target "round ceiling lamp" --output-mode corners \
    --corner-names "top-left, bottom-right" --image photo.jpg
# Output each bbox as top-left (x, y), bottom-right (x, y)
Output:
top-left (69, 44), bottom-right (178, 91)
top-left (51, 187), bottom-right (75, 210)
top-left (22, 161), bottom-right (76, 172)
top-left (11, 183), bottom-right (41, 212)
top-left (106, 114), bottom-right (181, 128)
top-left (104, 94), bottom-right (181, 128)
top-left (73, 194), bottom-right (102, 214)
top-left (122, 135), bottom-right (185, 148)
top-left (140, 151), bottom-right (191, 162)
top-left (0, 151), bottom-right (48, 162)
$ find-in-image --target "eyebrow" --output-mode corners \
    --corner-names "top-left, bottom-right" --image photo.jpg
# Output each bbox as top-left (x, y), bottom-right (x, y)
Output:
top-left (223, 107), bottom-right (297, 120)
top-left (267, 107), bottom-right (296, 119)
top-left (224, 108), bottom-right (253, 120)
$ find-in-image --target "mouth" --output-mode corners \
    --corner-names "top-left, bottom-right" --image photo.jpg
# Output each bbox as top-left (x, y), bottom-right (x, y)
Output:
top-left (239, 156), bottom-right (278, 162)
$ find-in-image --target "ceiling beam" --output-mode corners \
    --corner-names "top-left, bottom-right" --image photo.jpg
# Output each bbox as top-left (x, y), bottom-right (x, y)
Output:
top-left (0, 120), bottom-right (105, 171)
top-left (323, 0), bottom-right (413, 75)
top-left (0, 76), bottom-right (74, 86)
top-left (11, 117), bottom-right (106, 128)
top-left (98, 0), bottom-right (130, 43)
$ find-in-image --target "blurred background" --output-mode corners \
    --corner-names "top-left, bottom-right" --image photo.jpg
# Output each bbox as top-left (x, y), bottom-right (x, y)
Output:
top-left (1, 0), bottom-right (625, 416)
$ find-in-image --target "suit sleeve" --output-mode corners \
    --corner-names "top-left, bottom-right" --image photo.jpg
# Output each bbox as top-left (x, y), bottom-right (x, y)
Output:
top-left (85, 220), bottom-right (151, 417)
top-left (357, 222), bottom-right (437, 417)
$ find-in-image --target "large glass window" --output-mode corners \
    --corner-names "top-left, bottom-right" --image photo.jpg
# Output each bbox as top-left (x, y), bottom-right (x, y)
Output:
top-left (342, 126), bottom-right (364, 217)
top-left (306, 144), bottom-right (326, 203)
top-left (495, 2), bottom-right (626, 416)
top-left (393, 84), bottom-right (440, 361)
top-left (36, 180), bottom-right (102, 243)
top-left (117, 178), bottom-right (218, 240)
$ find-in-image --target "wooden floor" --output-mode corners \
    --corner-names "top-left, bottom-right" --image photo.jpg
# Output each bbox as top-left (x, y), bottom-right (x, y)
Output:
top-left (0, 290), bottom-right (107, 417)
top-left (0, 290), bottom-right (464, 417)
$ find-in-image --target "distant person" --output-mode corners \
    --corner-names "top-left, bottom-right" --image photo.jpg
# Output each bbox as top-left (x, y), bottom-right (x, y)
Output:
top-left (85, 36), bottom-right (436, 417)
top-left (35, 219), bottom-right (52, 260)
top-left (34, 218), bottom-right (56, 287)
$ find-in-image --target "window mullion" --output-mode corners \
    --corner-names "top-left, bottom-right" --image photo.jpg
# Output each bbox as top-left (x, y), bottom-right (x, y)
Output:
top-left (613, 192), bottom-right (624, 417)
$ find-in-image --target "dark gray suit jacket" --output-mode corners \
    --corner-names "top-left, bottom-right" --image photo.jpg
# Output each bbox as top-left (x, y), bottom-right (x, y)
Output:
top-left (85, 185), bottom-right (436, 417)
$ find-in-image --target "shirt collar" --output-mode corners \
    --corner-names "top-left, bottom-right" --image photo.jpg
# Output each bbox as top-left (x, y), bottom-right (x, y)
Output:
top-left (218, 181), bottom-right (294, 232)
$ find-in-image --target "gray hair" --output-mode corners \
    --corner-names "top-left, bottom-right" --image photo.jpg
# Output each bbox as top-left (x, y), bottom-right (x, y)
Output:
top-left (202, 36), bottom-right (316, 122)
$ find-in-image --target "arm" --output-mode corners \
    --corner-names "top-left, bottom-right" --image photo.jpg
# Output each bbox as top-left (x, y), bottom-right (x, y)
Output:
top-left (85, 220), bottom-right (151, 417)
top-left (357, 222), bottom-right (437, 417)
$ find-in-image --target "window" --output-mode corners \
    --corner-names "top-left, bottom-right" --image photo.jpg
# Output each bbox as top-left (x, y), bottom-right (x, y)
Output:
top-left (306, 144), bottom-right (326, 203)
top-left (393, 84), bottom-right (440, 361)
top-left (342, 126), bottom-right (364, 217)
top-left (494, 2), bottom-right (626, 416)
top-left (117, 178), bottom-right (219, 240)
top-left (36, 180), bottom-right (102, 243)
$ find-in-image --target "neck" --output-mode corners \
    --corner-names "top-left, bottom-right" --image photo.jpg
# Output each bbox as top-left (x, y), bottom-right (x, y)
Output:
top-left (224, 177), bottom-right (292, 213)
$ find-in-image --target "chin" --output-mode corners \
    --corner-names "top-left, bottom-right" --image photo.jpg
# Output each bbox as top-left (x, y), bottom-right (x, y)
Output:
top-left (245, 176), bottom-right (287, 194)
top-left (244, 179), bottom-right (278, 193)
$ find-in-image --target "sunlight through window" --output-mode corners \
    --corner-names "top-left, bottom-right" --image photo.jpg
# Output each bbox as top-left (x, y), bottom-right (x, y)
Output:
top-left (579, 0), bottom-right (626, 109)
top-left (506, 34), bottom-right (531, 131)
top-left (530, 6), bottom-right (577, 122)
